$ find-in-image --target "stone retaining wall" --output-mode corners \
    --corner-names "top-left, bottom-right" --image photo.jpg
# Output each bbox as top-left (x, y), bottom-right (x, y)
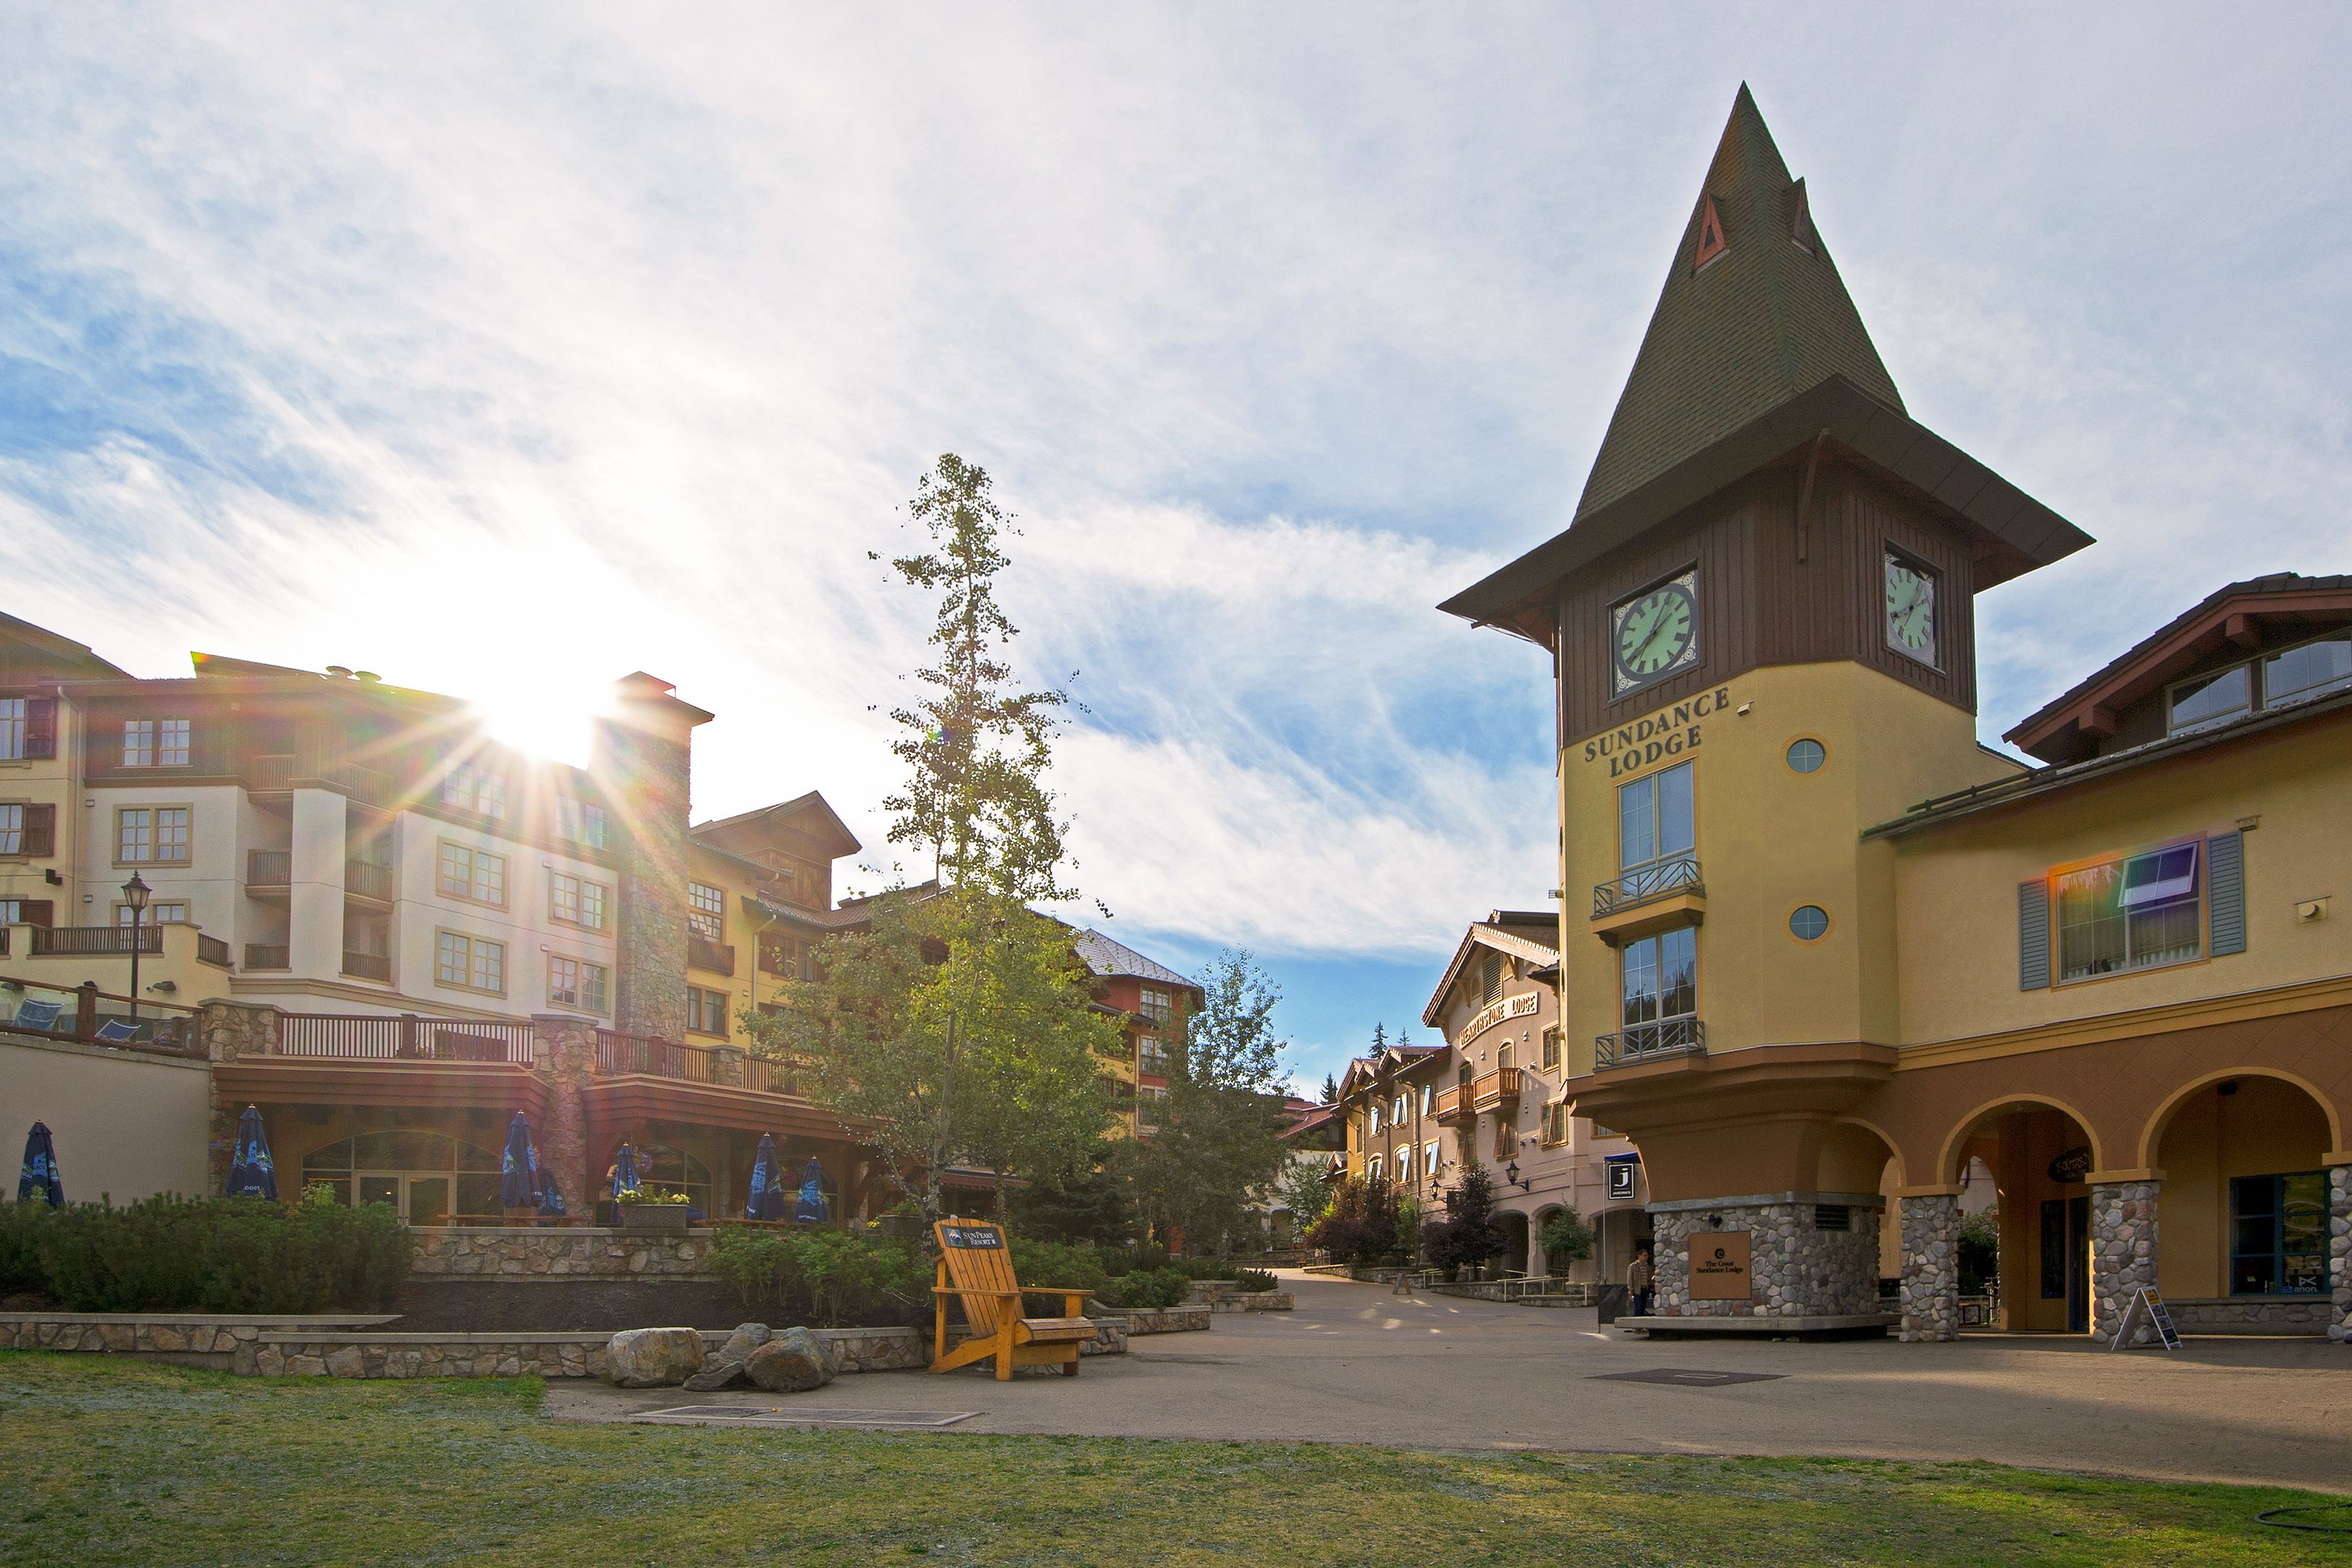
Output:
top-left (2332, 1167), bottom-right (2351, 1345)
top-left (1118, 1306), bottom-right (1212, 1334)
top-left (2163, 1297), bottom-right (2335, 1336)
top-left (1204, 1293), bottom-right (1293, 1312)
top-left (407, 1227), bottom-right (717, 1279)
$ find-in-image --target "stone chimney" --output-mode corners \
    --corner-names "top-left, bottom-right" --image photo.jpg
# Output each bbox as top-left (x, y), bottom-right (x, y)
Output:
top-left (592, 672), bottom-right (713, 1042)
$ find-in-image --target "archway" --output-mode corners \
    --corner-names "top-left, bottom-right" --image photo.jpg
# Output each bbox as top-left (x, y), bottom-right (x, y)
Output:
top-left (1498, 1209), bottom-right (1530, 1275)
top-left (1940, 1097), bottom-right (2101, 1334)
top-left (1817, 1120), bottom-right (1901, 1295)
top-left (2147, 1073), bottom-right (2335, 1323)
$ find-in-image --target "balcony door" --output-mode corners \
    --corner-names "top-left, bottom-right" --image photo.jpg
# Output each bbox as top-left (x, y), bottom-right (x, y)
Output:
top-left (354, 1172), bottom-right (451, 1226)
top-left (1614, 761), bottom-right (1696, 905)
top-left (1619, 926), bottom-right (1698, 1054)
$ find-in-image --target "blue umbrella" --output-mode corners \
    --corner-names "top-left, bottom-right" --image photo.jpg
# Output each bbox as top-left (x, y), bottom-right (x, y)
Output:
top-left (17, 1122), bottom-right (62, 1207)
top-left (744, 1134), bottom-right (788, 1220)
top-left (611, 1141), bottom-right (644, 1204)
top-left (793, 1156), bottom-right (830, 1224)
top-left (499, 1112), bottom-right (541, 1210)
top-left (225, 1106), bottom-right (277, 1200)
top-left (538, 1171), bottom-right (567, 1218)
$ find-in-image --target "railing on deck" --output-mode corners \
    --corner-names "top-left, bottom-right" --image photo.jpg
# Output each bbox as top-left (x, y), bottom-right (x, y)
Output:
top-left (30, 926), bottom-right (160, 956)
top-left (1594, 1016), bottom-right (1706, 1069)
top-left (245, 944), bottom-right (290, 971)
top-left (278, 1013), bottom-right (534, 1064)
top-left (340, 952), bottom-right (393, 982)
top-left (744, 1055), bottom-right (801, 1096)
top-left (197, 934), bottom-right (232, 968)
top-left (247, 849), bottom-right (292, 888)
top-left (344, 859), bottom-right (396, 902)
top-left (597, 1029), bottom-right (721, 1084)
top-left (687, 935), bottom-right (735, 976)
top-left (1592, 855), bottom-right (1704, 919)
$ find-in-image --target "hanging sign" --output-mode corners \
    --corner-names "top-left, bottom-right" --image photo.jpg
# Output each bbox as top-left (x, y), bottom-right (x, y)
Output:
top-left (2046, 1146), bottom-right (2091, 1184)
top-left (1687, 1231), bottom-right (1751, 1301)
top-left (1605, 1159), bottom-right (1639, 1201)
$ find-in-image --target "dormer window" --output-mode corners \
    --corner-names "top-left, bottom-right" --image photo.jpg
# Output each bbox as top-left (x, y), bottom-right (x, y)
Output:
top-left (2167, 631), bottom-right (2351, 738)
top-left (123, 718), bottom-right (190, 767)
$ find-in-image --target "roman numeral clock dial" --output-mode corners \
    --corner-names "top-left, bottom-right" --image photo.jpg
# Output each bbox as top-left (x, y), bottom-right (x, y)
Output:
top-left (1609, 572), bottom-right (1699, 695)
top-left (1885, 554), bottom-right (1938, 665)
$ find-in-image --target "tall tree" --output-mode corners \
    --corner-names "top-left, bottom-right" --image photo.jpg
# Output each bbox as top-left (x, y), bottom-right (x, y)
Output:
top-left (1123, 952), bottom-right (1294, 1252)
top-left (1319, 1071), bottom-right (1340, 1106)
top-left (751, 454), bottom-right (1114, 1220)
top-left (1369, 1022), bottom-right (1387, 1053)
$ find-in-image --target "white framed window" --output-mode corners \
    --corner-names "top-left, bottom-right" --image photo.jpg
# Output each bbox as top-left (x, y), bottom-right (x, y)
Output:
top-left (688, 881), bottom-right (725, 940)
top-left (550, 873), bottom-right (607, 931)
top-left (1366, 1156), bottom-right (1382, 1185)
top-left (556, 797), bottom-right (608, 849)
top-left (0, 804), bottom-right (19, 855)
top-left (116, 807), bottom-right (189, 864)
top-left (2054, 841), bottom-right (2203, 982)
top-left (0, 699), bottom-right (23, 761)
top-left (1392, 1093), bottom-right (1408, 1125)
top-left (434, 929), bottom-right (505, 994)
top-left (436, 841), bottom-right (506, 907)
top-left (441, 762), bottom-right (508, 819)
top-left (120, 717), bottom-right (190, 768)
top-left (1424, 1142), bottom-right (1440, 1178)
top-left (1368, 1103), bottom-right (1383, 1135)
top-left (1420, 1082), bottom-right (1434, 1116)
top-left (116, 901), bottom-right (187, 926)
top-left (549, 955), bottom-right (609, 1012)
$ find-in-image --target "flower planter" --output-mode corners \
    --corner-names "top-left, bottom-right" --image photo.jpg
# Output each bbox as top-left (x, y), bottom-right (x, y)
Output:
top-left (619, 1204), bottom-right (691, 1234)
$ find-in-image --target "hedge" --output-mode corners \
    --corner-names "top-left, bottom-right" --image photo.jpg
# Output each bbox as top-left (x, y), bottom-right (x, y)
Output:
top-left (0, 1191), bottom-right (409, 1312)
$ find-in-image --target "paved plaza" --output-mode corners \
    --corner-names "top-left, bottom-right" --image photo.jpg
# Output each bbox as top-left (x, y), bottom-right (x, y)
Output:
top-left (549, 1271), bottom-right (2352, 1492)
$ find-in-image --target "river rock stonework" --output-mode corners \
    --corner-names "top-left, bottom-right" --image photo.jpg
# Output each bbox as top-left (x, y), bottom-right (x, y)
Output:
top-left (1898, 1194), bottom-right (1960, 1343)
top-left (408, 1228), bottom-right (714, 1279)
top-left (2088, 1179), bottom-right (2160, 1346)
top-left (2332, 1166), bottom-right (2351, 1344)
top-left (1649, 1198), bottom-right (1881, 1318)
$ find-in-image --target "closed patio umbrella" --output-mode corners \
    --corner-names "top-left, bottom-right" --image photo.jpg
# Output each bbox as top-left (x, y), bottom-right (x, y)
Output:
top-left (17, 1122), bottom-right (62, 1207)
top-left (611, 1141), bottom-right (644, 1204)
top-left (537, 1171), bottom-right (566, 1218)
top-left (793, 1156), bottom-right (830, 1224)
top-left (499, 1112), bottom-right (542, 1211)
top-left (225, 1106), bottom-right (277, 1200)
top-left (744, 1134), bottom-right (787, 1220)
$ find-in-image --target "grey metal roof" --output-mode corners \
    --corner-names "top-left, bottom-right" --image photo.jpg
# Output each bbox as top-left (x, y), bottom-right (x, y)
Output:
top-left (1069, 929), bottom-right (1193, 990)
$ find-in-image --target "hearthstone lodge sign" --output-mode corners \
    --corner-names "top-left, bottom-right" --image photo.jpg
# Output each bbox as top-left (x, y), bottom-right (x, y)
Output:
top-left (1580, 686), bottom-right (1735, 777)
top-left (1463, 990), bottom-right (1540, 1045)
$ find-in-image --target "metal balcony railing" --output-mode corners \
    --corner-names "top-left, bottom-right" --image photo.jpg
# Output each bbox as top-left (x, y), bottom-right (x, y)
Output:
top-left (1594, 1016), bottom-right (1706, 1069)
top-left (340, 951), bottom-right (393, 982)
top-left (245, 944), bottom-right (291, 971)
top-left (1592, 855), bottom-right (1704, 920)
top-left (344, 859), bottom-right (395, 902)
top-left (248, 849), bottom-right (293, 888)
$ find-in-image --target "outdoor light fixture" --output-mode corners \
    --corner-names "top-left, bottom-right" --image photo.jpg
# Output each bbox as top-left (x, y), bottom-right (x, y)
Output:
top-left (121, 873), bottom-right (151, 1021)
top-left (1503, 1160), bottom-right (1530, 1192)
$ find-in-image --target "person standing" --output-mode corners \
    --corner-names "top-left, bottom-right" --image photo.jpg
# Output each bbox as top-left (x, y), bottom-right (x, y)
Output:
top-left (1627, 1246), bottom-right (1653, 1317)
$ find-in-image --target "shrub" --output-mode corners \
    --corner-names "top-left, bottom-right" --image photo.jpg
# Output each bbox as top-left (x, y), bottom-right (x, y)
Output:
top-left (1098, 1265), bottom-right (1191, 1310)
top-left (1540, 1207), bottom-right (1595, 1271)
top-left (1306, 1175), bottom-right (1400, 1267)
top-left (0, 1204), bottom-right (54, 1299)
top-left (1008, 1237), bottom-right (1110, 1313)
top-left (1231, 1267), bottom-right (1278, 1294)
top-left (27, 1193), bottom-right (407, 1313)
top-left (1423, 1167), bottom-right (1507, 1279)
top-left (706, 1228), bottom-right (928, 1328)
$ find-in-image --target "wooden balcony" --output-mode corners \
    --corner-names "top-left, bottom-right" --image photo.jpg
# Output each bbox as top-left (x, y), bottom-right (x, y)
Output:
top-left (1433, 1084), bottom-right (1473, 1124)
top-left (340, 951), bottom-right (393, 983)
top-left (1469, 1067), bottom-right (1522, 1114)
top-left (687, 935), bottom-right (736, 976)
top-left (247, 849), bottom-right (293, 891)
top-left (344, 859), bottom-right (396, 903)
top-left (597, 1029), bottom-right (722, 1085)
top-left (245, 944), bottom-right (291, 971)
top-left (279, 1013), bottom-right (534, 1063)
top-left (30, 926), bottom-right (158, 956)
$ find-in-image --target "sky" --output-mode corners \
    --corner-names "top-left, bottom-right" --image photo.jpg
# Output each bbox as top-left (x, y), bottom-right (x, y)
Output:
top-left (4, 7), bottom-right (2349, 1095)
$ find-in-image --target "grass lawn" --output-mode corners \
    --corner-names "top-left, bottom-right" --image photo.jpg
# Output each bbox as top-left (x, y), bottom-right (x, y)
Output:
top-left (1, 1353), bottom-right (2345, 1567)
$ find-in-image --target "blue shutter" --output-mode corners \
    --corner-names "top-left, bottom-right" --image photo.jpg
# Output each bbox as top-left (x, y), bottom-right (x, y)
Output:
top-left (2018, 880), bottom-right (2051, 990)
top-left (2208, 830), bottom-right (2247, 956)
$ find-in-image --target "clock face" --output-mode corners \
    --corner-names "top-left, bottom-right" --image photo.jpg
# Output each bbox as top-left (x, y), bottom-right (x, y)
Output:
top-left (1884, 555), bottom-right (1937, 663)
top-left (1610, 574), bottom-right (1699, 694)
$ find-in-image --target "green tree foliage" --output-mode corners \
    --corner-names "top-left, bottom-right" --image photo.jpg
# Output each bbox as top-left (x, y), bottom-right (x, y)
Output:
top-left (1122, 952), bottom-right (1293, 1253)
top-left (1422, 1166), bottom-right (1507, 1278)
top-left (1318, 1071), bottom-right (1339, 1105)
top-left (1540, 1206), bottom-right (1596, 1270)
top-left (1275, 1157), bottom-right (1333, 1233)
top-left (706, 1228), bottom-right (930, 1328)
top-left (1307, 1174), bottom-right (1402, 1266)
top-left (751, 454), bottom-right (1115, 1220)
top-left (1008, 1150), bottom-right (1132, 1245)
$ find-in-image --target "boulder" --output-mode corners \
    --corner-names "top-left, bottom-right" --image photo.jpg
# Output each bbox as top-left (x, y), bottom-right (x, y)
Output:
top-left (745, 1327), bottom-right (837, 1393)
top-left (602, 1327), bottom-right (706, 1388)
top-left (682, 1360), bottom-right (751, 1392)
top-left (716, 1323), bottom-right (772, 1363)
top-left (681, 1323), bottom-right (771, 1391)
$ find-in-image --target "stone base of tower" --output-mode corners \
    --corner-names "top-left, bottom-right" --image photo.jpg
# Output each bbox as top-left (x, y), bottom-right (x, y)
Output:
top-left (1619, 1191), bottom-right (1893, 1338)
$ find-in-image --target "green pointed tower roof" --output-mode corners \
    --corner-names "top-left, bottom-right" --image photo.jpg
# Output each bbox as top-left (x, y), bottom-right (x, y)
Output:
top-left (1577, 85), bottom-right (1903, 519)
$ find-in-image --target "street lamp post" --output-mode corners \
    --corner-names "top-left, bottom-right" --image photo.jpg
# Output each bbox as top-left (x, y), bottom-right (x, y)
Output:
top-left (121, 873), bottom-right (151, 1021)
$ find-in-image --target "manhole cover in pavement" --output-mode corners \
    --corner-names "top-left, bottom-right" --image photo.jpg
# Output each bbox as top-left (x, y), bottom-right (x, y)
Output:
top-left (1588, 1368), bottom-right (1785, 1387)
top-left (632, 1406), bottom-right (978, 1429)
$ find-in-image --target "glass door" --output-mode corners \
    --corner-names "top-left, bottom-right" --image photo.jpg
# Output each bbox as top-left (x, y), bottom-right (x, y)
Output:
top-left (407, 1177), bottom-right (451, 1227)
top-left (357, 1174), bottom-right (400, 1212)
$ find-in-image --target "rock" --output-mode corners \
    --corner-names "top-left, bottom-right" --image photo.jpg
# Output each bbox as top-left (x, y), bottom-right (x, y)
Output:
top-left (716, 1323), bottom-right (772, 1363)
top-left (745, 1327), bottom-right (837, 1393)
top-left (682, 1360), bottom-right (750, 1392)
top-left (602, 1327), bottom-right (706, 1388)
top-left (324, 1346), bottom-right (367, 1378)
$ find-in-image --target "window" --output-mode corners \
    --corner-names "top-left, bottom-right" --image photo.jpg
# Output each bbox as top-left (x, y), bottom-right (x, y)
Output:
top-left (2054, 841), bottom-right (2201, 981)
top-left (1789, 905), bottom-right (1830, 942)
top-left (1366, 1156), bottom-right (1382, 1185)
top-left (441, 763), bottom-right (508, 819)
top-left (1540, 1026), bottom-right (1561, 1070)
top-left (1139, 987), bottom-right (1174, 1027)
top-left (1619, 759), bottom-right (1694, 871)
top-left (1620, 926), bottom-right (1698, 1034)
top-left (1479, 952), bottom-right (1501, 1006)
top-left (1393, 1093), bottom-right (1408, 1125)
top-left (1424, 1142), bottom-right (1440, 1179)
top-left (548, 956), bottom-right (610, 1012)
top-left (1138, 1036), bottom-right (1169, 1076)
top-left (1368, 1103), bottom-right (1383, 1135)
top-left (435, 930), bottom-right (505, 994)
top-left (1785, 738), bottom-right (1826, 774)
top-left (1542, 1102), bottom-right (1570, 1146)
top-left (0, 699), bottom-right (20, 761)
top-left (2168, 666), bottom-right (2250, 734)
top-left (116, 901), bottom-right (187, 925)
top-left (2263, 634), bottom-right (2352, 706)
top-left (556, 798), bottom-right (609, 849)
top-left (550, 873), bottom-right (607, 930)
top-left (119, 717), bottom-right (189, 768)
top-left (117, 807), bottom-right (189, 864)
top-left (1496, 1042), bottom-right (1515, 1071)
top-left (437, 842), bottom-right (507, 907)
top-left (1420, 1082), bottom-right (1436, 1116)
top-left (0, 804), bottom-right (17, 856)
top-left (687, 881), bottom-right (726, 941)
top-left (2, 899), bottom-right (57, 926)
top-left (0, 698), bottom-right (54, 761)
top-left (687, 985), bottom-right (729, 1037)
top-left (2230, 1172), bottom-right (2327, 1295)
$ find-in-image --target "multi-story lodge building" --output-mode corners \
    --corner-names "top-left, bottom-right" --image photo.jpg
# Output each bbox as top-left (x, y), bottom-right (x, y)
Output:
top-left (1, 611), bottom-right (1195, 1222)
top-left (1440, 89), bottom-right (2352, 1343)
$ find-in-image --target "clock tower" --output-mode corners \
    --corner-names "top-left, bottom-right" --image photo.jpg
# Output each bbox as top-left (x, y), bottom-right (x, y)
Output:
top-left (1440, 86), bottom-right (2093, 1328)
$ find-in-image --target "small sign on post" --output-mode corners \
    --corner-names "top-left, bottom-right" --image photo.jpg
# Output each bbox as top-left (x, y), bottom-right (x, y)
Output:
top-left (2109, 1286), bottom-right (2182, 1351)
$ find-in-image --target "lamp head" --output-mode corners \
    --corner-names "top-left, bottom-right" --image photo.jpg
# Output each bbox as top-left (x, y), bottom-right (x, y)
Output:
top-left (121, 872), bottom-right (151, 911)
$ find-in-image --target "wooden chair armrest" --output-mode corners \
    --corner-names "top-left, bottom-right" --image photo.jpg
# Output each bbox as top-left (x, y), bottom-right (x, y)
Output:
top-left (931, 1286), bottom-right (1021, 1297)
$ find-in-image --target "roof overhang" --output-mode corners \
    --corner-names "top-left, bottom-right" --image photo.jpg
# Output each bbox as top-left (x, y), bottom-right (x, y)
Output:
top-left (1440, 375), bottom-right (2093, 643)
top-left (1421, 919), bottom-right (1561, 1026)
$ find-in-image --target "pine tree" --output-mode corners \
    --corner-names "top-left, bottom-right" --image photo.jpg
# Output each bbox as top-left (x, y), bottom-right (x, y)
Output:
top-left (1319, 1071), bottom-right (1340, 1106)
top-left (1369, 1022), bottom-right (1387, 1053)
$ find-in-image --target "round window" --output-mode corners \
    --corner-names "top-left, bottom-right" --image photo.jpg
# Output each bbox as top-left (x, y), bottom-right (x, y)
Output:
top-left (1786, 738), bottom-right (1826, 774)
top-left (1789, 905), bottom-right (1830, 942)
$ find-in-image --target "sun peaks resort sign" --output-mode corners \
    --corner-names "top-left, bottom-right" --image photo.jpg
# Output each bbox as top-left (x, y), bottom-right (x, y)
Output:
top-left (1463, 991), bottom-right (1540, 1045)
top-left (1580, 686), bottom-right (1734, 778)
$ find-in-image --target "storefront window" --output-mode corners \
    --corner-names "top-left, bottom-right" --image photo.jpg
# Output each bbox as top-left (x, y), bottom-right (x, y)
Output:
top-left (2230, 1171), bottom-right (2328, 1294)
top-left (300, 1130), bottom-right (502, 1223)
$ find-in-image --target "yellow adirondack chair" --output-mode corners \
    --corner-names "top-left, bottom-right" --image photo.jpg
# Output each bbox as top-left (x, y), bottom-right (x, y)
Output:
top-left (929, 1218), bottom-right (1095, 1379)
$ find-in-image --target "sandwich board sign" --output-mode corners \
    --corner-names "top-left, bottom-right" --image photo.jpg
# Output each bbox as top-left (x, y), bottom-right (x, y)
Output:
top-left (2109, 1287), bottom-right (2181, 1351)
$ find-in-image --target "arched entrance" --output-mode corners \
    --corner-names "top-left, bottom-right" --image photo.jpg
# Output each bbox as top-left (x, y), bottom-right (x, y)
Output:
top-left (1940, 1098), bottom-right (2100, 1334)
top-left (2146, 1073), bottom-right (2337, 1329)
top-left (1817, 1121), bottom-right (1900, 1297)
top-left (1498, 1209), bottom-right (1530, 1275)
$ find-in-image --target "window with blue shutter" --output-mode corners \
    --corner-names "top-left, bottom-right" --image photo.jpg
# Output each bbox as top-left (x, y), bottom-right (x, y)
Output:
top-left (2207, 830), bottom-right (2247, 956)
top-left (2018, 880), bottom-right (2051, 990)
